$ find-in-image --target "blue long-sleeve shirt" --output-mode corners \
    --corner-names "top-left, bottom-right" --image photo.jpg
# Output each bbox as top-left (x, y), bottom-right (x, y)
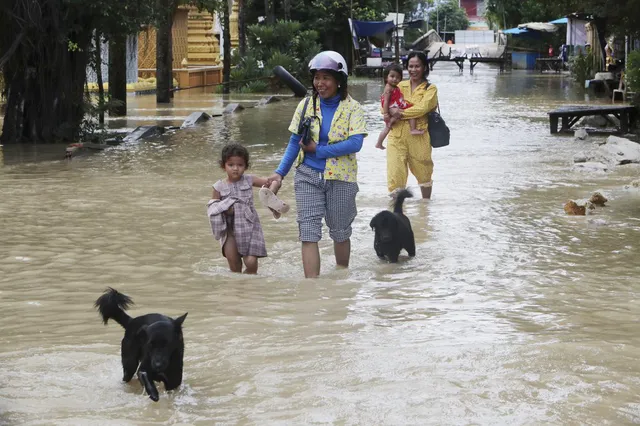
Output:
top-left (275, 94), bottom-right (364, 177)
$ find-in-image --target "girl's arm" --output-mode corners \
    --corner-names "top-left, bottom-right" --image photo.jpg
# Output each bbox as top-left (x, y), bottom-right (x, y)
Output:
top-left (212, 187), bottom-right (233, 215)
top-left (251, 176), bottom-right (272, 187)
top-left (398, 85), bottom-right (438, 119)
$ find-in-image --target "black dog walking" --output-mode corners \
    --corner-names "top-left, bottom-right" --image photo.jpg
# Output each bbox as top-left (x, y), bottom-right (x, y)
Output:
top-left (94, 288), bottom-right (187, 402)
top-left (370, 189), bottom-right (416, 263)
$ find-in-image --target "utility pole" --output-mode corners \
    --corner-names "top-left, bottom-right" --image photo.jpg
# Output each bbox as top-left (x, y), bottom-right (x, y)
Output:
top-left (395, 0), bottom-right (400, 63)
top-left (436, 0), bottom-right (440, 37)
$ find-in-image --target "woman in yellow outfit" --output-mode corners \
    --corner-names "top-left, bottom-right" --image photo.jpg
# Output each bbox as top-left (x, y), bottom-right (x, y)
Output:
top-left (386, 51), bottom-right (438, 199)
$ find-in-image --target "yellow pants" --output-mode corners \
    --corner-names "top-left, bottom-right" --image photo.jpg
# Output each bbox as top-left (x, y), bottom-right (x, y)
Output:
top-left (386, 130), bottom-right (434, 193)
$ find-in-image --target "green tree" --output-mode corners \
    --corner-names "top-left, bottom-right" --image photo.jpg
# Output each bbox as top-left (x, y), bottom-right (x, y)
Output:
top-left (230, 20), bottom-right (321, 92)
top-left (428, 0), bottom-right (469, 32)
top-left (241, 0), bottom-right (426, 68)
top-left (0, 0), bottom-right (156, 144)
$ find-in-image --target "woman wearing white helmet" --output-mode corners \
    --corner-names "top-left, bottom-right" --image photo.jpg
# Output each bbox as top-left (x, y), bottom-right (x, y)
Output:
top-left (268, 51), bottom-right (368, 278)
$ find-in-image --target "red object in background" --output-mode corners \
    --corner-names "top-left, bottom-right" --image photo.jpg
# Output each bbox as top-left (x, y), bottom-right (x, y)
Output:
top-left (549, 45), bottom-right (554, 57)
top-left (460, 0), bottom-right (478, 18)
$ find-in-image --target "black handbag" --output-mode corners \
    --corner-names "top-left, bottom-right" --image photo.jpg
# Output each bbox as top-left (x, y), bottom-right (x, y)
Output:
top-left (297, 96), bottom-right (319, 146)
top-left (426, 83), bottom-right (450, 148)
top-left (427, 105), bottom-right (450, 148)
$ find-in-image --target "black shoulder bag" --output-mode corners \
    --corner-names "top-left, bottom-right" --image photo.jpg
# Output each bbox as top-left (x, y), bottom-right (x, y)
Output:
top-left (297, 96), bottom-right (319, 146)
top-left (426, 84), bottom-right (450, 148)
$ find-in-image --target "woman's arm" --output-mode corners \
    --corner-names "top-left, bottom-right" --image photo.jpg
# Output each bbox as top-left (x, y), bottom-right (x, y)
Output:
top-left (315, 134), bottom-right (364, 158)
top-left (274, 133), bottom-right (302, 178)
top-left (382, 84), bottom-right (394, 115)
top-left (398, 84), bottom-right (438, 119)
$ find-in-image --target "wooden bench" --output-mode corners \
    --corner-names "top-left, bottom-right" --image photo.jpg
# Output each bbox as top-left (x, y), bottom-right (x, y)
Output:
top-left (548, 105), bottom-right (638, 134)
top-left (536, 58), bottom-right (563, 73)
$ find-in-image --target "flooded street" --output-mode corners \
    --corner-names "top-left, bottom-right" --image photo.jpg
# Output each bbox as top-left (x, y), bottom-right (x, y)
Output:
top-left (1, 65), bottom-right (640, 425)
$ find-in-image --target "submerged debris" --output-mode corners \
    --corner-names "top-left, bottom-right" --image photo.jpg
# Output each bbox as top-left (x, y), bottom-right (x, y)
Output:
top-left (589, 192), bottom-right (608, 206)
top-left (564, 199), bottom-right (595, 216)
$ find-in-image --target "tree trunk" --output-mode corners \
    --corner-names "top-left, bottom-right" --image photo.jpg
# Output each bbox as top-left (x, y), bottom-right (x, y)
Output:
top-left (1, 3), bottom-right (91, 145)
top-left (264, 0), bottom-right (274, 24)
top-left (108, 34), bottom-right (127, 116)
top-left (95, 32), bottom-right (105, 125)
top-left (156, 0), bottom-right (175, 103)
top-left (283, 0), bottom-right (290, 20)
top-left (238, 0), bottom-right (246, 56)
top-left (222, 1), bottom-right (232, 94)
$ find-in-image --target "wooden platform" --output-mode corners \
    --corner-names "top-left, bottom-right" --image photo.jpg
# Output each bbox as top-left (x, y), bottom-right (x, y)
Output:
top-left (468, 52), bottom-right (511, 74)
top-left (428, 51), bottom-right (466, 72)
top-left (536, 58), bottom-right (562, 73)
top-left (354, 64), bottom-right (384, 78)
top-left (548, 105), bottom-right (638, 134)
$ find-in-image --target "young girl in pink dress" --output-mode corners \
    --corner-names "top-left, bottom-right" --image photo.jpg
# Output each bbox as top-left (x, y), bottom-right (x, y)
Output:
top-left (207, 144), bottom-right (287, 274)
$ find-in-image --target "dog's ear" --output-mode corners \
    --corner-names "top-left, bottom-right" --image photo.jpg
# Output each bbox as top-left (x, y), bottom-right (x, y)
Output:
top-left (174, 313), bottom-right (188, 327)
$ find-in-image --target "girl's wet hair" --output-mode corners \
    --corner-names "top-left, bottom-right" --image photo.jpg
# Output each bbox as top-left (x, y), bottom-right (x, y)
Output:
top-left (385, 63), bottom-right (404, 79)
top-left (311, 69), bottom-right (348, 101)
top-left (406, 51), bottom-right (430, 80)
top-left (220, 143), bottom-right (250, 169)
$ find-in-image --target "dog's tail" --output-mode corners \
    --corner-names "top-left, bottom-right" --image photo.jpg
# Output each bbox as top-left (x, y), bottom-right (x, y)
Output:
top-left (94, 287), bottom-right (133, 329)
top-left (393, 189), bottom-right (413, 214)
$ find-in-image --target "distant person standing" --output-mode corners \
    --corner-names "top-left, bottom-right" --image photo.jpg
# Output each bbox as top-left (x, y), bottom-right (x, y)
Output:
top-left (548, 44), bottom-right (554, 58)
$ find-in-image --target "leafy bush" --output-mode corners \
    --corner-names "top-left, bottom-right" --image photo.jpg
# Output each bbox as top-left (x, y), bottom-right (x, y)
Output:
top-left (569, 51), bottom-right (594, 85)
top-left (240, 80), bottom-right (269, 93)
top-left (231, 20), bottom-right (321, 93)
top-left (626, 50), bottom-right (640, 107)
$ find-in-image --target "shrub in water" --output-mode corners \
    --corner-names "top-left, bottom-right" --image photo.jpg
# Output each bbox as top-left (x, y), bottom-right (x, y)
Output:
top-left (569, 51), bottom-right (594, 85)
top-left (231, 20), bottom-right (321, 93)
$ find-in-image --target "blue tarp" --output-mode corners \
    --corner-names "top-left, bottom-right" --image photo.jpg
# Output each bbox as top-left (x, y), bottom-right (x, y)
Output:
top-left (503, 27), bottom-right (529, 34)
top-left (549, 17), bottom-right (568, 24)
top-left (351, 20), bottom-right (395, 37)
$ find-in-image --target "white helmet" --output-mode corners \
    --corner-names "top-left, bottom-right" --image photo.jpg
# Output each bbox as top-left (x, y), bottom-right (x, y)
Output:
top-left (309, 51), bottom-right (348, 76)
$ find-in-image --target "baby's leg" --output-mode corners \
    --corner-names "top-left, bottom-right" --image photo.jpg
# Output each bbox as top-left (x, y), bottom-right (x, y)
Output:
top-left (376, 124), bottom-right (390, 149)
top-left (409, 118), bottom-right (424, 135)
top-left (223, 233), bottom-right (243, 273)
top-left (243, 255), bottom-right (258, 274)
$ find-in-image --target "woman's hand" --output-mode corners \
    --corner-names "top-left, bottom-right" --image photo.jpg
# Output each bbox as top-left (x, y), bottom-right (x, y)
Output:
top-left (267, 173), bottom-right (283, 185)
top-left (389, 107), bottom-right (402, 119)
top-left (300, 139), bottom-right (317, 153)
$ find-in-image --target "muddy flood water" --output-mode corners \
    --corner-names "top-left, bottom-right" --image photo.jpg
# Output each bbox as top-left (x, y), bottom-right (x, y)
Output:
top-left (1, 65), bottom-right (640, 425)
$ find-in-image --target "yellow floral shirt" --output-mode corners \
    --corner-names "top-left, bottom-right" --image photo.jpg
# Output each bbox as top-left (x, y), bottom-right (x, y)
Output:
top-left (288, 95), bottom-right (368, 182)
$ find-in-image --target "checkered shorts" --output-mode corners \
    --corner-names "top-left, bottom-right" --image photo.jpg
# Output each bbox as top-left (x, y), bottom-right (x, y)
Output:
top-left (293, 164), bottom-right (359, 243)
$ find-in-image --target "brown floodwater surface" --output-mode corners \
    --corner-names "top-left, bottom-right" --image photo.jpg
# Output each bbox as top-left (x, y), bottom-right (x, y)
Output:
top-left (1, 66), bottom-right (640, 425)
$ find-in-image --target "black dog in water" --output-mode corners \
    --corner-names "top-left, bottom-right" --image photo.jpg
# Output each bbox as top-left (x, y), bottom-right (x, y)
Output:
top-left (94, 288), bottom-right (187, 402)
top-left (370, 189), bottom-right (416, 263)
